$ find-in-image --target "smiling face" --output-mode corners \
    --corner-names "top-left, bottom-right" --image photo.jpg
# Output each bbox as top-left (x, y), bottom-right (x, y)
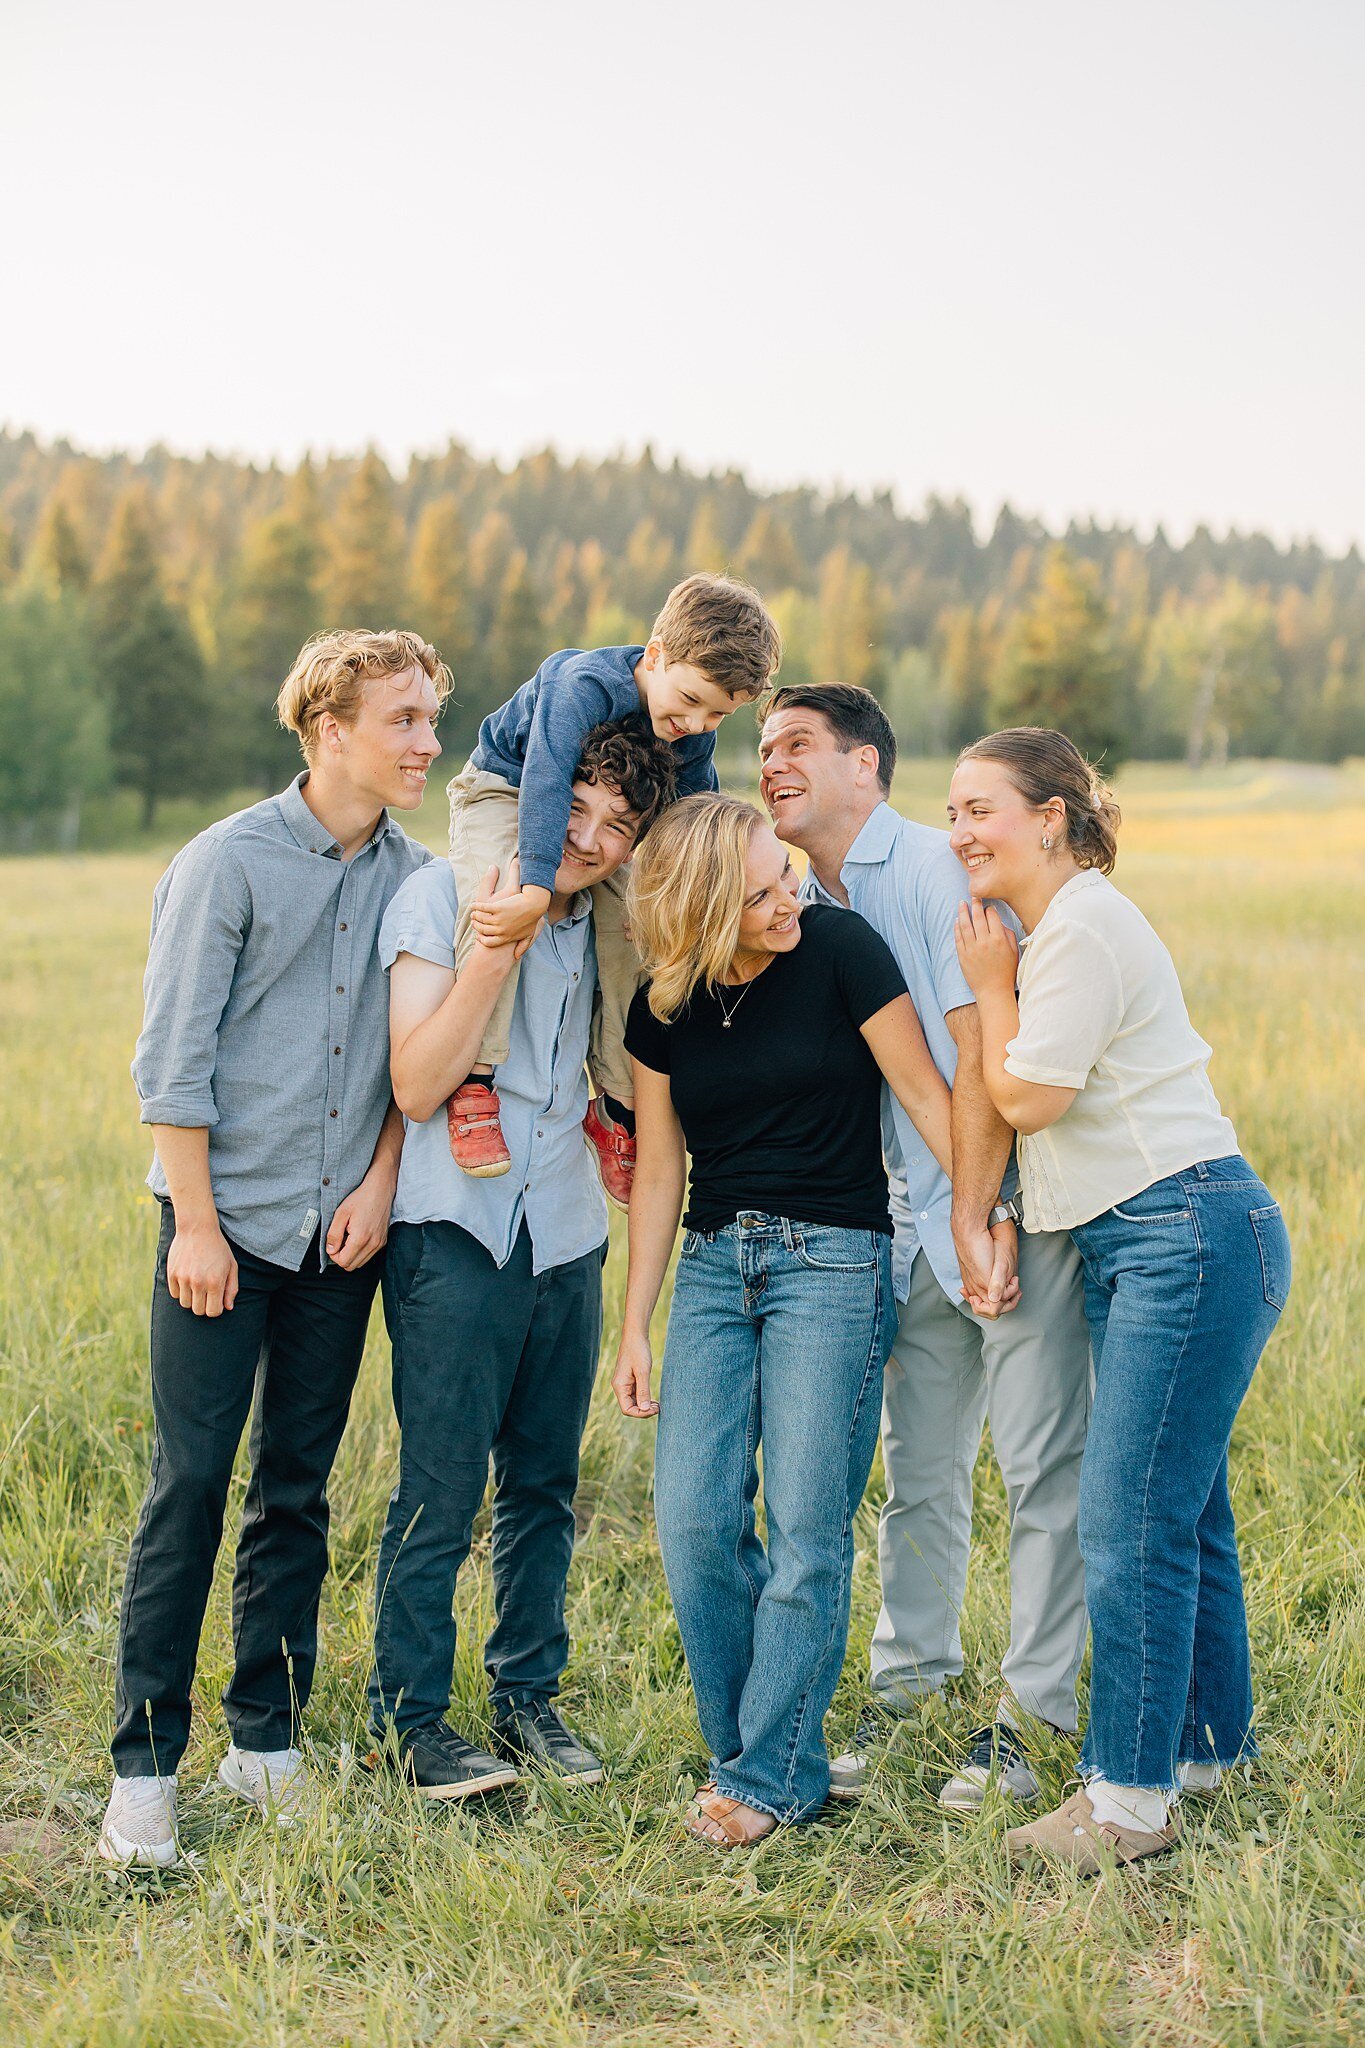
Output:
top-left (553, 773), bottom-right (642, 895)
top-left (639, 638), bottom-right (747, 741)
top-left (947, 758), bottom-right (1065, 901)
top-left (329, 664), bottom-right (443, 811)
top-left (758, 703), bottom-right (878, 844)
top-left (732, 825), bottom-right (802, 969)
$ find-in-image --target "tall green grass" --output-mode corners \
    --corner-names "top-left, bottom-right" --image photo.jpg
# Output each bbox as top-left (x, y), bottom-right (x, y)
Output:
top-left (0, 783), bottom-right (1362, 2045)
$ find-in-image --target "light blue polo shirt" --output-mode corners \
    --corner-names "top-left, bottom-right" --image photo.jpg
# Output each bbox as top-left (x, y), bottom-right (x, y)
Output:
top-left (379, 863), bottom-right (607, 1274)
top-left (800, 801), bottom-right (1018, 1305)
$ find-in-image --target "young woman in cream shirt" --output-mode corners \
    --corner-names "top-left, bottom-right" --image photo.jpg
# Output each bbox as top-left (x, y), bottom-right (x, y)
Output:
top-left (951, 726), bottom-right (1291, 1877)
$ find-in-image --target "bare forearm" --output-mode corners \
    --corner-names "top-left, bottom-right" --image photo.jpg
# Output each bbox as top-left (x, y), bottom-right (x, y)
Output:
top-left (150, 1125), bottom-right (219, 1228)
top-left (946, 1007), bottom-right (1014, 1225)
top-left (623, 1156), bottom-right (686, 1339)
top-left (365, 1099), bottom-right (405, 1183)
top-left (392, 952), bottom-right (514, 1121)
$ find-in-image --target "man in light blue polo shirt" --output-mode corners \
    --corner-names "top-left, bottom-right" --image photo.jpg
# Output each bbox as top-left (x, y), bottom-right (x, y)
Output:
top-left (367, 719), bottom-right (676, 1801)
top-left (759, 685), bottom-right (1091, 1812)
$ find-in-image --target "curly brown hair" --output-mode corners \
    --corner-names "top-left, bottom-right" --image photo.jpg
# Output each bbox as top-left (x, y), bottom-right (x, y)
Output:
top-left (576, 715), bottom-right (678, 838)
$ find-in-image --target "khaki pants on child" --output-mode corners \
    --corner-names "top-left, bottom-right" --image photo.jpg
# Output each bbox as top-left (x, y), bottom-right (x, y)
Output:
top-left (447, 761), bottom-right (641, 1104)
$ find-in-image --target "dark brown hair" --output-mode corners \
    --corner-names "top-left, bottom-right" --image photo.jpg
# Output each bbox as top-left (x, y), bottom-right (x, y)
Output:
top-left (957, 726), bottom-right (1121, 873)
top-left (576, 715), bottom-right (678, 839)
top-left (757, 681), bottom-right (897, 795)
top-left (651, 573), bottom-right (782, 699)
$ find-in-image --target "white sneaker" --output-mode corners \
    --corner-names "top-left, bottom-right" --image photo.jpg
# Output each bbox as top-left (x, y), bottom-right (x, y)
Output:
top-left (98, 1774), bottom-right (180, 1869)
top-left (218, 1744), bottom-right (311, 1825)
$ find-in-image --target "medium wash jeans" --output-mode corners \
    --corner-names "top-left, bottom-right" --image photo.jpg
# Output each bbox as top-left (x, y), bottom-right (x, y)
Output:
top-left (369, 1221), bottom-right (603, 1735)
top-left (1070, 1154), bottom-right (1291, 1792)
top-left (654, 1213), bottom-right (897, 1822)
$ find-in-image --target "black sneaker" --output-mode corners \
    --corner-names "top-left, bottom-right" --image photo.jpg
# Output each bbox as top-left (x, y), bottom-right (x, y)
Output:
top-left (389, 1721), bottom-right (521, 1801)
top-left (939, 1723), bottom-right (1042, 1811)
top-left (828, 1704), bottom-right (902, 1800)
top-left (491, 1698), bottom-right (603, 1783)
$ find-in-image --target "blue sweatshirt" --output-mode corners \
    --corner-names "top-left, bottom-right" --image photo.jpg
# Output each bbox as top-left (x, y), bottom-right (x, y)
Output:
top-left (471, 645), bottom-right (720, 893)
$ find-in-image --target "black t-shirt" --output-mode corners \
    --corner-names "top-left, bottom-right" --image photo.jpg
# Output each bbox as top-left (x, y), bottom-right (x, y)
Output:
top-left (624, 902), bottom-right (908, 1236)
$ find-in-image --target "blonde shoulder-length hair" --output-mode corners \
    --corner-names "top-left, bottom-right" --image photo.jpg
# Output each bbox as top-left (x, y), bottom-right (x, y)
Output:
top-left (627, 793), bottom-right (769, 1022)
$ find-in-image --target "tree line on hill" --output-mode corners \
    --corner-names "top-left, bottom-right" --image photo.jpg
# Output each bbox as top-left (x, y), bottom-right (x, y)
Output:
top-left (1, 427), bottom-right (1363, 841)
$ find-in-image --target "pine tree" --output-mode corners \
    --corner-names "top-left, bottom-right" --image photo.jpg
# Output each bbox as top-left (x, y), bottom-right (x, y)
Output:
top-left (410, 495), bottom-right (474, 678)
top-left (683, 497), bottom-right (729, 575)
top-left (490, 553), bottom-right (545, 696)
top-left (28, 499), bottom-right (90, 597)
top-left (222, 509), bottom-right (323, 788)
top-left (322, 449), bottom-right (407, 625)
top-left (991, 546), bottom-right (1130, 767)
top-left (96, 487), bottom-right (161, 636)
top-left (106, 598), bottom-right (213, 826)
top-left (816, 546), bottom-right (886, 692)
top-left (736, 507), bottom-right (805, 594)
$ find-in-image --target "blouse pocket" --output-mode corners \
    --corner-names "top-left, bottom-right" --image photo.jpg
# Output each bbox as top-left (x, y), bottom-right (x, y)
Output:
top-left (1249, 1204), bottom-right (1292, 1311)
top-left (792, 1225), bottom-right (878, 1273)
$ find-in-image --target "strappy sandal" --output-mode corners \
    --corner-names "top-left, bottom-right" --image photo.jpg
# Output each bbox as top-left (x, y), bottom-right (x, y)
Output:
top-left (684, 1789), bottom-right (778, 1850)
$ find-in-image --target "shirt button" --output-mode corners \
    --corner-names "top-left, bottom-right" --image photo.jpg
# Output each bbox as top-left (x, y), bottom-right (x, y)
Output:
top-left (322, 1177), bottom-right (331, 1187)
top-left (523, 1183), bottom-right (531, 1192)
top-left (330, 1109), bottom-right (338, 1118)
top-left (339, 921), bottom-right (348, 932)
top-left (334, 1046), bottom-right (342, 1055)
top-left (336, 985), bottom-right (344, 995)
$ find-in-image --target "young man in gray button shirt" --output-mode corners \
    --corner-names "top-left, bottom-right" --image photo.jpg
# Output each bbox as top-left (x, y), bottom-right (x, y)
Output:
top-left (99, 631), bottom-right (444, 1870)
top-left (760, 684), bottom-right (1092, 1813)
top-left (368, 720), bottom-right (676, 1801)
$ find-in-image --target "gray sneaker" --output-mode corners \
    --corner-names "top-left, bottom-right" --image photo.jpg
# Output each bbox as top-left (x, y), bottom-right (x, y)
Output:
top-left (829, 1707), bottom-right (900, 1801)
top-left (939, 1723), bottom-right (1042, 1811)
top-left (98, 1774), bottom-right (180, 1869)
top-left (218, 1743), bottom-right (312, 1825)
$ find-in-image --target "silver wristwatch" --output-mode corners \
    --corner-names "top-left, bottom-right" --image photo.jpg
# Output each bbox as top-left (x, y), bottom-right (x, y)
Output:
top-left (990, 1195), bottom-right (1023, 1227)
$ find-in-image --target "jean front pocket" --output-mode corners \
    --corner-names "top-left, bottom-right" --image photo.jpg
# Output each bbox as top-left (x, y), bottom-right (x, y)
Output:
top-left (792, 1225), bottom-right (878, 1272)
top-left (1110, 1175), bottom-right (1192, 1226)
top-left (1249, 1203), bottom-right (1292, 1310)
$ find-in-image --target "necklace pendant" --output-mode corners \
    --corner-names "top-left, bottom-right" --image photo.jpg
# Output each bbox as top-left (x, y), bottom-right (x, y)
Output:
top-left (722, 1017), bottom-right (732, 1028)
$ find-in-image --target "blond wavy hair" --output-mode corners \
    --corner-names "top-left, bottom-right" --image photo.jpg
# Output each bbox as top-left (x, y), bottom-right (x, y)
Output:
top-left (276, 629), bottom-right (453, 760)
top-left (628, 793), bottom-right (768, 1021)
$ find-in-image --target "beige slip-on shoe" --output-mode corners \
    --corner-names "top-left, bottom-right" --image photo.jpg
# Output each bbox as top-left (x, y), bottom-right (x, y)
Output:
top-left (1006, 1788), bottom-right (1180, 1877)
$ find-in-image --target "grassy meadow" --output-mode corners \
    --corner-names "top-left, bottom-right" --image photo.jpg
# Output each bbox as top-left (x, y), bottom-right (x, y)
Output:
top-left (1, 760), bottom-right (1363, 2047)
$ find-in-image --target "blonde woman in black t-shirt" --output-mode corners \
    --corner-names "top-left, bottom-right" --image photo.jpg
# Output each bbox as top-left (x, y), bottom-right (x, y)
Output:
top-left (614, 794), bottom-right (954, 1848)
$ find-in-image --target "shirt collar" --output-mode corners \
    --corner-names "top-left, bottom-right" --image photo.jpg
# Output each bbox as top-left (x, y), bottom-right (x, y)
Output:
top-left (801, 801), bottom-right (901, 904)
top-left (278, 772), bottom-right (393, 858)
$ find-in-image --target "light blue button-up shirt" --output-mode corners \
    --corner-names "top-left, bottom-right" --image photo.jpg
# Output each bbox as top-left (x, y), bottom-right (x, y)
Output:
top-left (379, 863), bottom-right (608, 1274)
top-left (134, 774), bottom-right (429, 1269)
top-left (800, 801), bottom-right (1018, 1305)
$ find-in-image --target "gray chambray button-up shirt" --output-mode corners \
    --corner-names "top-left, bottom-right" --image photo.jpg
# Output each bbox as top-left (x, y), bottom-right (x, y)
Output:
top-left (133, 773), bottom-right (430, 1269)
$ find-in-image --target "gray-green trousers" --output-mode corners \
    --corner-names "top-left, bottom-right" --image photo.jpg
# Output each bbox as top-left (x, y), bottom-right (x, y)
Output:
top-left (870, 1230), bottom-right (1091, 1733)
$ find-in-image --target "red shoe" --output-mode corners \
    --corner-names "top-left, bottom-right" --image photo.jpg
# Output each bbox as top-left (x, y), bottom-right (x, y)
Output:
top-left (446, 1081), bottom-right (511, 1178)
top-left (583, 1097), bottom-right (636, 1210)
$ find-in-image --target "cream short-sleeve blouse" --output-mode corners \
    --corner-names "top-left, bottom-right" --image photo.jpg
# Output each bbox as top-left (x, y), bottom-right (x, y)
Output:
top-left (1006, 870), bottom-right (1239, 1231)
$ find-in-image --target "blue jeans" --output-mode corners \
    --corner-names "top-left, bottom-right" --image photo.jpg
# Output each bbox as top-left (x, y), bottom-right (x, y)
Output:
top-left (654, 1213), bottom-right (897, 1821)
top-left (1070, 1155), bottom-right (1291, 1791)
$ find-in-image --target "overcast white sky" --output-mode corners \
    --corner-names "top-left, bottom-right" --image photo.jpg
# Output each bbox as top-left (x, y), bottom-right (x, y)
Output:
top-left (3, 0), bottom-right (1362, 548)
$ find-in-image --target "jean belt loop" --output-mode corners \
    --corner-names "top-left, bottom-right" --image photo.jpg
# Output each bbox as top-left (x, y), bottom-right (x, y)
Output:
top-left (780, 1216), bottom-right (797, 1252)
top-left (1193, 1159), bottom-right (1210, 1179)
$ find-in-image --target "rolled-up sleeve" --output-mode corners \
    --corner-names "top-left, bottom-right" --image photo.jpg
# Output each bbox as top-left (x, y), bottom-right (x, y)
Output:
top-left (133, 839), bottom-right (250, 1126)
top-left (1006, 920), bottom-right (1123, 1088)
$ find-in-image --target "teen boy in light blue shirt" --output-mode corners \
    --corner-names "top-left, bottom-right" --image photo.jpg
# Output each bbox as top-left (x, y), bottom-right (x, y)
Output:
top-left (368, 719), bottom-right (676, 1800)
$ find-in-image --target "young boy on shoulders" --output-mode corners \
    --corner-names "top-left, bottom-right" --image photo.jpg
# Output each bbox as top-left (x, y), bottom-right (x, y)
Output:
top-left (447, 573), bottom-right (780, 1202)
